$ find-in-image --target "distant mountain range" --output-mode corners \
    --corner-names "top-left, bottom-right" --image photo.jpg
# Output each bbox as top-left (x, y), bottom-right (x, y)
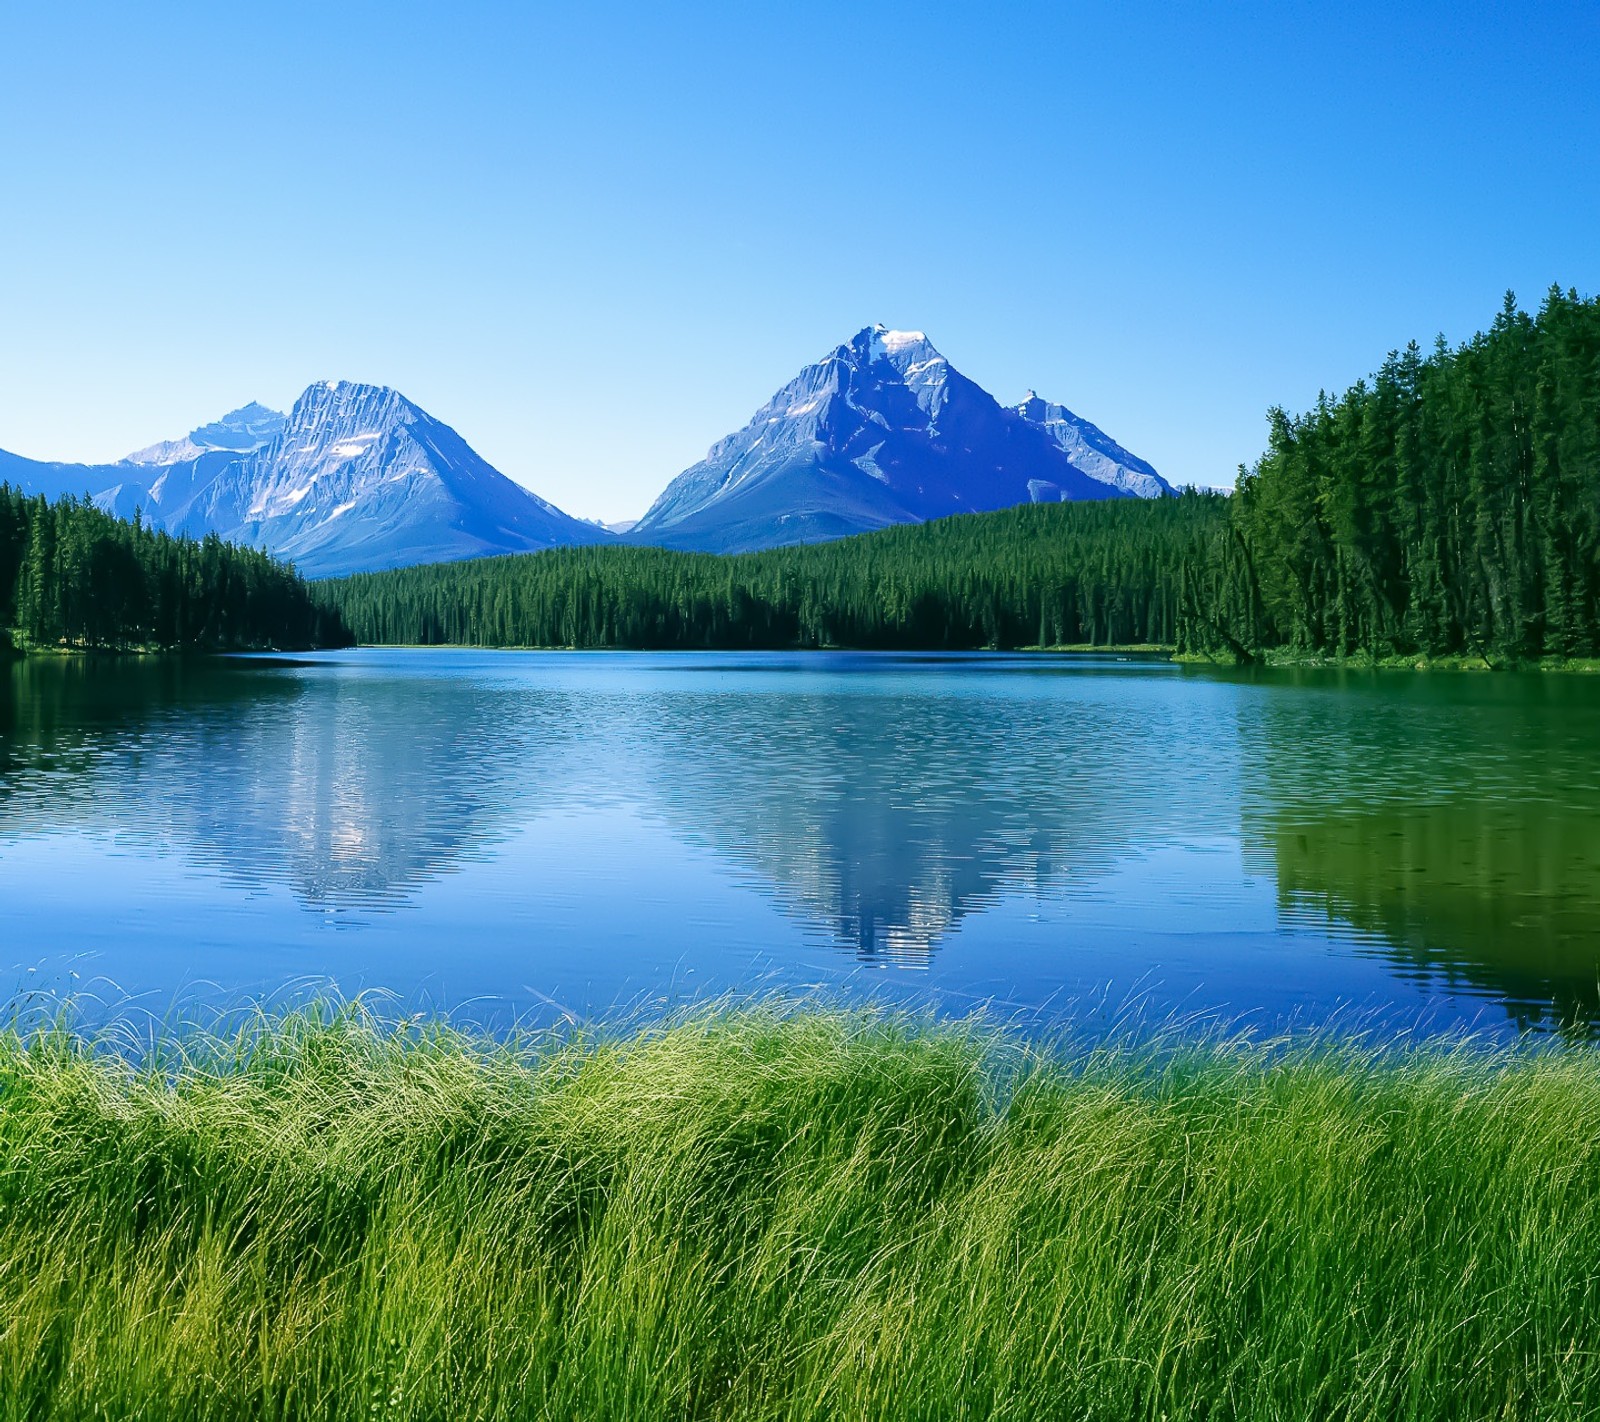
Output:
top-left (0, 384), bottom-right (599, 578)
top-left (0, 326), bottom-right (1168, 575)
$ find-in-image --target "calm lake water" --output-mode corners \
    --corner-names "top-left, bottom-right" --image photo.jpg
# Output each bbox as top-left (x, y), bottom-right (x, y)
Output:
top-left (3, 650), bottom-right (1598, 1038)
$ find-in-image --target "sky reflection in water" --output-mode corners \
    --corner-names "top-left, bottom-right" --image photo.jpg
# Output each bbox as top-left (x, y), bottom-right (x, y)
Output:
top-left (2, 650), bottom-right (1597, 1038)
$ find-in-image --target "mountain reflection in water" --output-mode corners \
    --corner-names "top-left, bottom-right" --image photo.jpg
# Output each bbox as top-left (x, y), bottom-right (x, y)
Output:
top-left (635, 674), bottom-right (1225, 962)
top-left (2, 651), bottom-right (1598, 1033)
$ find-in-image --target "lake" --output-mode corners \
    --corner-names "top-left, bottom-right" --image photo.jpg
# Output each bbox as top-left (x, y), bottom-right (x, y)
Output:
top-left (3, 649), bottom-right (1598, 1038)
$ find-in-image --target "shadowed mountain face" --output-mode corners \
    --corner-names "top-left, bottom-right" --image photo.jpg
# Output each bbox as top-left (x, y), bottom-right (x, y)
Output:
top-left (627, 326), bottom-right (1167, 553)
top-left (0, 383), bottom-right (606, 577)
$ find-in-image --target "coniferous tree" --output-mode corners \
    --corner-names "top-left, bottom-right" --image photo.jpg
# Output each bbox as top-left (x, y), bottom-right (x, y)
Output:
top-left (0, 486), bottom-right (349, 652)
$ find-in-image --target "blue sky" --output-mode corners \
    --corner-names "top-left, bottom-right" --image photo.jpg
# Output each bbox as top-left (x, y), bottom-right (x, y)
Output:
top-left (2, 1), bottom-right (1596, 521)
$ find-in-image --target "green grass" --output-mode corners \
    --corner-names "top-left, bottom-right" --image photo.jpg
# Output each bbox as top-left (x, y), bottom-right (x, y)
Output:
top-left (2, 1003), bottom-right (1599, 1420)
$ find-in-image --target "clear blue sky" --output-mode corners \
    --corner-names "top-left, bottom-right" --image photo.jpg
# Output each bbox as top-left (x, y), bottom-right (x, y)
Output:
top-left (2, 1), bottom-right (1596, 522)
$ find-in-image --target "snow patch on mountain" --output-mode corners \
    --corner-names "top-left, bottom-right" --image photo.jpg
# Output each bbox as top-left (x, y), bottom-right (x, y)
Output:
top-left (4, 385), bottom-right (606, 576)
top-left (628, 324), bottom-right (1164, 554)
top-left (879, 329), bottom-right (926, 354)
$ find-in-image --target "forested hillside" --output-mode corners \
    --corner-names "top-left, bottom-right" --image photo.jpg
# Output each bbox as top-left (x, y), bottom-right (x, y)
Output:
top-left (320, 289), bottom-right (1600, 662)
top-left (322, 492), bottom-right (1227, 651)
top-left (0, 488), bottom-right (348, 652)
top-left (1221, 286), bottom-right (1600, 661)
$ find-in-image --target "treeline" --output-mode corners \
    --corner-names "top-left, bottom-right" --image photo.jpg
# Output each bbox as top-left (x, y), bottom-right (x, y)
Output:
top-left (320, 287), bottom-right (1600, 660)
top-left (321, 493), bottom-right (1229, 651)
top-left (1219, 285), bottom-right (1600, 660)
top-left (0, 488), bottom-right (348, 652)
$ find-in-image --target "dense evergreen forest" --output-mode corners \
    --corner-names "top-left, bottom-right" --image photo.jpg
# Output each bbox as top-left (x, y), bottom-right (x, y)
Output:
top-left (1219, 286), bottom-right (1600, 661)
top-left (323, 493), bottom-right (1227, 651)
top-left (321, 288), bottom-right (1600, 662)
top-left (0, 488), bottom-right (347, 653)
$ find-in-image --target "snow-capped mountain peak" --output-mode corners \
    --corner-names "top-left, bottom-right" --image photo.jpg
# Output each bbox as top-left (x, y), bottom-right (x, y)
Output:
top-left (9, 381), bottom-right (608, 577)
top-left (628, 323), bottom-right (1163, 553)
top-left (866, 326), bottom-right (932, 360)
top-left (184, 379), bottom-right (603, 572)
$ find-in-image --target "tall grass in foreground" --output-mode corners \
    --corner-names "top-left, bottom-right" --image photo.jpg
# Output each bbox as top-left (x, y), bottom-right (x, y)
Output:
top-left (2, 1005), bottom-right (1598, 1421)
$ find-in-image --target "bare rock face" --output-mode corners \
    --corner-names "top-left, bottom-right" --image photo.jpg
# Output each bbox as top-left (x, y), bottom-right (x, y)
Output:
top-left (0, 328), bottom-right (1168, 573)
top-left (1, 384), bottom-right (607, 577)
top-left (1011, 392), bottom-right (1171, 500)
top-left (628, 325), bottom-right (1167, 554)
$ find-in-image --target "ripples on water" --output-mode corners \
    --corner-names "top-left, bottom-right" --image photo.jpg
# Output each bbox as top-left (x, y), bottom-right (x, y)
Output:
top-left (2, 651), bottom-right (1597, 1037)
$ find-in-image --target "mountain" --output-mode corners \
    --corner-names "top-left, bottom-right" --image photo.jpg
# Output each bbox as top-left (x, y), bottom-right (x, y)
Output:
top-left (124, 401), bottom-right (287, 466)
top-left (0, 383), bottom-right (605, 577)
top-left (0, 404), bottom-right (293, 524)
top-left (150, 381), bottom-right (605, 576)
top-left (627, 325), bottom-right (1168, 554)
top-left (0, 329), bottom-right (1169, 572)
top-left (1012, 392), bottom-right (1171, 500)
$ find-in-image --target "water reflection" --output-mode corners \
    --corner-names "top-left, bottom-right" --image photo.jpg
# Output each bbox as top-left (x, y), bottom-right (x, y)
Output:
top-left (1266, 801), bottom-right (1600, 1030)
top-left (1, 654), bottom-right (1236, 952)
top-left (1236, 668), bottom-right (1600, 1031)
top-left (3, 653), bottom-right (1599, 1032)
top-left (0, 657), bottom-right (567, 907)
top-left (636, 670), bottom-right (1231, 960)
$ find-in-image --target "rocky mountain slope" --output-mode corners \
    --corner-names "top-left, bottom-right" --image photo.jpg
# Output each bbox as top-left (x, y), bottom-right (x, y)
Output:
top-left (0, 384), bottom-right (604, 577)
top-left (628, 326), bottom-right (1170, 553)
top-left (0, 328), bottom-right (1167, 571)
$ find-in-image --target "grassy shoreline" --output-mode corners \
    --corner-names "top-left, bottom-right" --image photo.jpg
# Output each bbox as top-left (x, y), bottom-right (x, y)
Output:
top-left (3, 1004), bottom-right (1597, 1419)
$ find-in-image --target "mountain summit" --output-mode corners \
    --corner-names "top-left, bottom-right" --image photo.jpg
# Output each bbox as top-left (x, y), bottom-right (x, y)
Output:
top-left (154, 380), bottom-right (601, 575)
top-left (125, 402), bottom-right (287, 466)
top-left (628, 326), bottom-right (1169, 553)
top-left (0, 383), bottom-right (605, 577)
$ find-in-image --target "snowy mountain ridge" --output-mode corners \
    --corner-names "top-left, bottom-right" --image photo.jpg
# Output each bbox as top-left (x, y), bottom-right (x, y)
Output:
top-left (0, 382), bottom-right (605, 577)
top-left (628, 325), bottom-right (1170, 554)
top-left (125, 402), bottom-right (288, 467)
top-left (0, 325), bottom-right (1167, 572)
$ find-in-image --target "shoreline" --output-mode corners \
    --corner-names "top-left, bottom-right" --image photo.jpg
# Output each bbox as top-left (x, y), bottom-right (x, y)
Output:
top-left (247, 642), bottom-right (1600, 672)
top-left (1175, 648), bottom-right (1600, 673)
top-left (13, 640), bottom-right (1600, 673)
top-left (5, 642), bottom-right (343, 659)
